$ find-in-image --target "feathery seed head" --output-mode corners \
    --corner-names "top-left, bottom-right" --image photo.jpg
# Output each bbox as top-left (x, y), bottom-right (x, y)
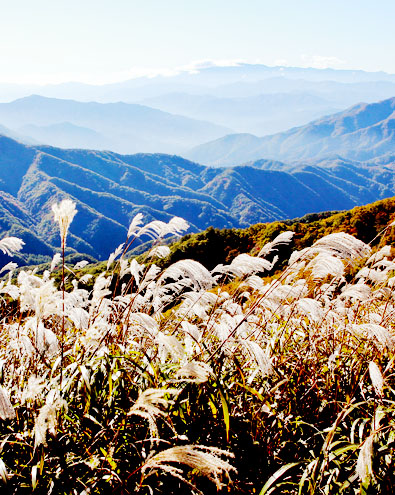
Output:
top-left (0, 386), bottom-right (15, 420)
top-left (50, 252), bottom-right (62, 272)
top-left (148, 245), bottom-right (171, 259)
top-left (0, 236), bottom-right (25, 257)
top-left (142, 445), bottom-right (236, 492)
top-left (368, 362), bottom-right (384, 397)
top-left (51, 199), bottom-right (77, 245)
top-left (356, 435), bottom-right (374, 483)
top-left (127, 212), bottom-right (144, 238)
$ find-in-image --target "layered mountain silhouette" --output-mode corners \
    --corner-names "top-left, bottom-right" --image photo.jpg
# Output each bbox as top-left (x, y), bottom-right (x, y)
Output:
top-left (1, 65), bottom-right (395, 157)
top-left (2, 63), bottom-right (395, 103)
top-left (0, 134), bottom-right (393, 264)
top-left (0, 95), bottom-right (231, 154)
top-left (186, 97), bottom-right (395, 166)
top-left (140, 92), bottom-right (341, 135)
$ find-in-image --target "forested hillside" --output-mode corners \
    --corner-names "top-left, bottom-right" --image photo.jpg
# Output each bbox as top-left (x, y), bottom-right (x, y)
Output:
top-left (155, 196), bottom-right (395, 271)
top-left (0, 134), bottom-right (394, 265)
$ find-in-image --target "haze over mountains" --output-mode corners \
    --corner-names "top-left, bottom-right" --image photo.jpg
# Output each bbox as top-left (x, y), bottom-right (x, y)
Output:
top-left (2, 63), bottom-right (395, 103)
top-left (187, 97), bottom-right (395, 166)
top-left (140, 92), bottom-right (341, 136)
top-left (1, 63), bottom-right (395, 142)
top-left (0, 95), bottom-right (231, 154)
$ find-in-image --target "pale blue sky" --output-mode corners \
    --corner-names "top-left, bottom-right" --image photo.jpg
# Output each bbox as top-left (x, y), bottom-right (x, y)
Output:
top-left (1, 0), bottom-right (394, 84)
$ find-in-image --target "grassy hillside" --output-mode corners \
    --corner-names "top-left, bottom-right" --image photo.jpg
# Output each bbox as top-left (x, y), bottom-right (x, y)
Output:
top-left (0, 196), bottom-right (395, 493)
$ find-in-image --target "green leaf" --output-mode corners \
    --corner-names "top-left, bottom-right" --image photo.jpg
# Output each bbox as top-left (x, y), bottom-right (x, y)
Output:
top-left (219, 389), bottom-right (230, 442)
top-left (259, 462), bottom-right (300, 495)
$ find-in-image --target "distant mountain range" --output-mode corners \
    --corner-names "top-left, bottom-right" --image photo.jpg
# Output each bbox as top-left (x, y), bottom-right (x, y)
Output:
top-left (1, 63), bottom-right (395, 142)
top-left (0, 95), bottom-right (231, 154)
top-left (0, 132), bottom-right (393, 265)
top-left (2, 63), bottom-right (395, 103)
top-left (186, 97), bottom-right (395, 166)
top-left (140, 92), bottom-right (342, 136)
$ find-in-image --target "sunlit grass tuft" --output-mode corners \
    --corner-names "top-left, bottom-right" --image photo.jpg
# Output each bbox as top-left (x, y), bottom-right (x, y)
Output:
top-left (0, 199), bottom-right (394, 493)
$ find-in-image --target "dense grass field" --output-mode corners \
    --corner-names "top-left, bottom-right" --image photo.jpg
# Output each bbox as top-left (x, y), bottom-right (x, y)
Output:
top-left (0, 199), bottom-right (394, 494)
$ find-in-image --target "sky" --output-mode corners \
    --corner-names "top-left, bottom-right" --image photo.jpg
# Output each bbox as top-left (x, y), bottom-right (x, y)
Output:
top-left (0, 0), bottom-right (394, 85)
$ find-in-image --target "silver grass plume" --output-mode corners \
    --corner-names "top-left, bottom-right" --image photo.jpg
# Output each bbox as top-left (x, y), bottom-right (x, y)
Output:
top-left (213, 253), bottom-right (275, 279)
top-left (350, 324), bottom-right (394, 349)
top-left (240, 275), bottom-right (266, 293)
top-left (74, 260), bottom-right (89, 270)
top-left (0, 386), bottom-right (15, 420)
top-left (0, 458), bottom-right (8, 482)
top-left (107, 243), bottom-right (124, 270)
top-left (34, 392), bottom-right (66, 449)
top-left (158, 259), bottom-right (214, 292)
top-left (180, 321), bottom-right (201, 342)
top-left (372, 258), bottom-right (395, 271)
top-left (340, 283), bottom-right (371, 302)
top-left (267, 281), bottom-right (308, 304)
top-left (129, 258), bottom-right (144, 287)
top-left (177, 291), bottom-right (218, 319)
top-left (356, 267), bottom-right (388, 284)
top-left (78, 273), bottom-right (93, 284)
top-left (21, 376), bottom-right (46, 404)
top-left (156, 333), bottom-right (185, 362)
top-left (148, 245), bottom-right (171, 259)
top-left (175, 361), bottom-right (213, 383)
top-left (258, 230), bottom-right (294, 258)
top-left (306, 253), bottom-right (345, 280)
top-left (91, 273), bottom-right (112, 302)
top-left (118, 258), bottom-right (129, 279)
top-left (51, 198), bottom-right (77, 245)
top-left (356, 435), bottom-right (374, 483)
top-left (368, 362), bottom-right (384, 398)
top-left (136, 216), bottom-right (189, 240)
top-left (127, 313), bottom-right (159, 337)
top-left (139, 264), bottom-right (161, 290)
top-left (0, 236), bottom-right (24, 256)
top-left (0, 261), bottom-right (18, 274)
top-left (127, 212), bottom-right (144, 238)
top-left (50, 252), bottom-right (61, 272)
top-left (295, 298), bottom-right (324, 323)
top-left (0, 280), bottom-right (19, 300)
top-left (36, 321), bottom-right (59, 357)
top-left (242, 340), bottom-right (273, 378)
top-left (367, 245), bottom-right (392, 265)
top-left (141, 445), bottom-right (236, 492)
top-left (128, 388), bottom-right (178, 437)
top-left (290, 232), bottom-right (371, 266)
top-left (310, 232), bottom-right (371, 261)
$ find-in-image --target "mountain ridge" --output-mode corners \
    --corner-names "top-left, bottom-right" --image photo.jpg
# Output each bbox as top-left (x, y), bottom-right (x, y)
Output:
top-left (186, 96), bottom-right (395, 166)
top-left (0, 95), bottom-right (232, 154)
top-left (0, 133), bottom-right (394, 265)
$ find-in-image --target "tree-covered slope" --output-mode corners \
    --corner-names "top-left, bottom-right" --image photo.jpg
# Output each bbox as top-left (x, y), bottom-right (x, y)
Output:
top-left (0, 135), bottom-right (394, 265)
top-left (156, 196), bottom-right (395, 271)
